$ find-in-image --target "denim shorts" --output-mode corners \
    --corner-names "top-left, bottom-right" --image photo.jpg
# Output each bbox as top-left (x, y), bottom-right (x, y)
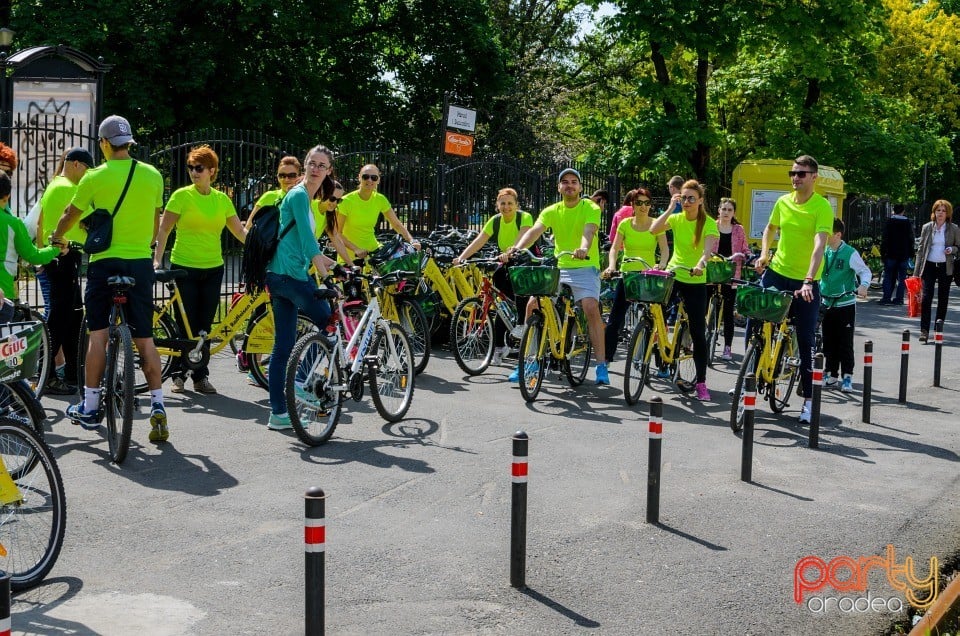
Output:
top-left (559, 267), bottom-right (600, 302)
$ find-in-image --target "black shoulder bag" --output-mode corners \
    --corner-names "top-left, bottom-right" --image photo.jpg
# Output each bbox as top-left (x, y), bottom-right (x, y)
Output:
top-left (82, 160), bottom-right (137, 254)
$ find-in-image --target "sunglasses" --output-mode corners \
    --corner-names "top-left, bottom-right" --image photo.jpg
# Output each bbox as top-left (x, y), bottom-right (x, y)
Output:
top-left (187, 164), bottom-right (207, 173)
top-left (681, 195), bottom-right (699, 203)
top-left (634, 200), bottom-right (652, 206)
top-left (327, 196), bottom-right (343, 204)
top-left (788, 170), bottom-right (812, 178)
top-left (306, 161), bottom-right (330, 171)
top-left (277, 172), bottom-right (299, 179)
top-left (360, 174), bottom-right (380, 182)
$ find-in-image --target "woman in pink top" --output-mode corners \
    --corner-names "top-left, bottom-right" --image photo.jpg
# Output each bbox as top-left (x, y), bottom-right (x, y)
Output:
top-left (714, 197), bottom-right (749, 360)
top-left (608, 189), bottom-right (642, 245)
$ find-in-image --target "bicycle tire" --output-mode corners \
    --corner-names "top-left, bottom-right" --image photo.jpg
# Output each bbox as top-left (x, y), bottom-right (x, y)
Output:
top-left (0, 417), bottom-right (66, 591)
top-left (518, 313), bottom-right (546, 402)
top-left (286, 333), bottom-right (343, 446)
top-left (730, 342), bottom-right (761, 433)
top-left (15, 307), bottom-right (52, 399)
top-left (367, 321), bottom-right (415, 422)
top-left (104, 325), bottom-right (134, 464)
top-left (769, 331), bottom-right (799, 413)
top-left (705, 296), bottom-right (721, 367)
top-left (0, 380), bottom-right (45, 444)
top-left (564, 307), bottom-right (591, 386)
top-left (137, 306), bottom-right (178, 393)
top-left (672, 321), bottom-right (697, 387)
top-left (396, 297), bottom-right (431, 375)
top-left (450, 296), bottom-right (493, 375)
top-left (244, 310), bottom-right (316, 390)
top-left (624, 320), bottom-right (653, 406)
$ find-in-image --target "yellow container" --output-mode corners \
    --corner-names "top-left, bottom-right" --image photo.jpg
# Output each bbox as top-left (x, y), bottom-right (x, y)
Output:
top-left (729, 159), bottom-right (845, 247)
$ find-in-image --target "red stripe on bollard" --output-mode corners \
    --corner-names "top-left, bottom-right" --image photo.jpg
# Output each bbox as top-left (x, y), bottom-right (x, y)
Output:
top-left (648, 419), bottom-right (663, 438)
top-left (864, 355), bottom-right (873, 366)
top-left (305, 520), bottom-right (326, 553)
top-left (901, 342), bottom-right (910, 352)
top-left (812, 369), bottom-right (823, 385)
top-left (743, 392), bottom-right (756, 409)
top-left (511, 458), bottom-right (528, 482)
top-left (935, 333), bottom-right (944, 344)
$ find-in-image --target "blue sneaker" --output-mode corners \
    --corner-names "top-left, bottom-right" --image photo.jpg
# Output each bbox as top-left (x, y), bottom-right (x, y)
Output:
top-left (149, 403), bottom-right (169, 442)
top-left (655, 367), bottom-right (672, 379)
top-left (595, 362), bottom-right (610, 386)
top-left (268, 411), bottom-right (292, 430)
top-left (67, 402), bottom-right (101, 430)
top-left (508, 367), bottom-right (520, 383)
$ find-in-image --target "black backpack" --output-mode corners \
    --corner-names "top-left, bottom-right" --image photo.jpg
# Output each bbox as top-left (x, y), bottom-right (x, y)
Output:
top-left (240, 202), bottom-right (296, 293)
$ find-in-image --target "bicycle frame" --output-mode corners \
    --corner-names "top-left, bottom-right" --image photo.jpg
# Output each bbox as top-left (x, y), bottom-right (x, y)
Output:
top-left (421, 257), bottom-right (473, 315)
top-left (531, 292), bottom-right (577, 359)
top-left (330, 287), bottom-right (403, 382)
top-left (642, 301), bottom-right (689, 365)
top-left (749, 319), bottom-right (794, 385)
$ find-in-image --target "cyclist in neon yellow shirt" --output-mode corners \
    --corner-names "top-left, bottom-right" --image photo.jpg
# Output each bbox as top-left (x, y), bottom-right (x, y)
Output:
top-left (245, 156), bottom-right (325, 238)
top-left (52, 115), bottom-right (170, 442)
top-left (153, 144), bottom-right (247, 395)
top-left (337, 164), bottom-right (420, 261)
top-left (506, 168), bottom-right (609, 385)
top-left (754, 155), bottom-right (835, 424)
top-left (650, 179), bottom-right (719, 400)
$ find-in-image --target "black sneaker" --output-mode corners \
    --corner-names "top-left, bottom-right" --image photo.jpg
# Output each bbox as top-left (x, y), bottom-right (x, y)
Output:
top-left (45, 378), bottom-right (78, 396)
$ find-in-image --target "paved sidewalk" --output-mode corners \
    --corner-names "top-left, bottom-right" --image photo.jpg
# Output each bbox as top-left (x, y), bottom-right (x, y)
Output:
top-left (10, 299), bottom-right (960, 635)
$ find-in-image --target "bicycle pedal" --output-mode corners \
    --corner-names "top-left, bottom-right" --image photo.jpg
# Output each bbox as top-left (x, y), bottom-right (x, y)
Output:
top-left (785, 357), bottom-right (800, 368)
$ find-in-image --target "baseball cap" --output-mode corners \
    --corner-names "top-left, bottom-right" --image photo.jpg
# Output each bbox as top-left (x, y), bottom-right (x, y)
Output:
top-left (64, 147), bottom-right (95, 167)
top-left (558, 168), bottom-right (581, 182)
top-left (98, 115), bottom-right (136, 145)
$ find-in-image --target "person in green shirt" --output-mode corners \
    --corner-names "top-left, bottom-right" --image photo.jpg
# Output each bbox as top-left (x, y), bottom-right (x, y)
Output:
top-left (754, 155), bottom-right (835, 423)
top-left (506, 168), bottom-right (609, 385)
top-left (453, 187), bottom-right (535, 365)
top-left (52, 115), bottom-right (170, 442)
top-left (245, 156), bottom-right (302, 231)
top-left (337, 164), bottom-right (420, 261)
top-left (650, 179), bottom-right (720, 400)
top-left (153, 144), bottom-right (247, 395)
top-left (37, 147), bottom-right (95, 395)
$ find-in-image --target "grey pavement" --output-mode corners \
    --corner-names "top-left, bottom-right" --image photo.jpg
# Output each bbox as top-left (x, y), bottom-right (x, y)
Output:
top-left (10, 296), bottom-right (960, 635)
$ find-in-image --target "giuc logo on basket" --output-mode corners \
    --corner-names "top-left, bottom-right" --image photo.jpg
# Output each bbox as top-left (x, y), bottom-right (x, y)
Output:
top-left (794, 545), bottom-right (938, 613)
top-left (0, 335), bottom-right (27, 366)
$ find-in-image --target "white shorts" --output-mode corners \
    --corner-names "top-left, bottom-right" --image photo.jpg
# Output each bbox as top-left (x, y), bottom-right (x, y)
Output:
top-left (559, 267), bottom-right (600, 302)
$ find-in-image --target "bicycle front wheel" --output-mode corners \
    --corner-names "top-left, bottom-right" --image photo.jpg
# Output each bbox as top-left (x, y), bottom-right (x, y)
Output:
top-left (244, 310), bottom-right (316, 390)
top-left (396, 297), bottom-right (431, 376)
top-left (769, 331), bottom-right (799, 413)
top-left (0, 381), bottom-right (45, 441)
top-left (367, 322), bottom-right (415, 422)
top-left (730, 342), bottom-right (761, 433)
top-left (286, 333), bottom-right (343, 446)
top-left (15, 307), bottom-right (52, 399)
top-left (624, 320), bottom-right (653, 406)
top-left (672, 322), bottom-right (696, 388)
top-left (104, 325), bottom-right (135, 464)
top-left (564, 307), bottom-right (592, 387)
top-left (137, 306), bottom-right (178, 393)
top-left (518, 314), bottom-right (546, 402)
top-left (705, 296), bottom-right (721, 367)
top-left (450, 296), bottom-right (493, 375)
top-left (0, 417), bottom-right (66, 591)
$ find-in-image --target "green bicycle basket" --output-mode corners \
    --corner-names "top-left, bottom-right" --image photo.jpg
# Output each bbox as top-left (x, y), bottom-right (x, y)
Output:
top-left (706, 260), bottom-right (735, 284)
top-left (509, 266), bottom-right (560, 296)
top-left (373, 251), bottom-right (423, 276)
top-left (735, 286), bottom-right (793, 322)
top-left (624, 270), bottom-right (675, 304)
top-left (0, 321), bottom-right (43, 384)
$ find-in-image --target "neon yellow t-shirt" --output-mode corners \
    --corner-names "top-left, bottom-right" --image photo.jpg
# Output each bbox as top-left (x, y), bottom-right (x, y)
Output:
top-left (536, 199), bottom-right (601, 269)
top-left (71, 159), bottom-right (164, 262)
top-left (617, 218), bottom-right (658, 272)
top-left (665, 213), bottom-right (719, 284)
top-left (339, 191), bottom-right (391, 252)
top-left (481, 212), bottom-right (534, 253)
top-left (40, 175), bottom-right (86, 243)
top-left (256, 189), bottom-right (323, 238)
top-left (769, 192), bottom-right (835, 280)
top-left (164, 185), bottom-right (238, 268)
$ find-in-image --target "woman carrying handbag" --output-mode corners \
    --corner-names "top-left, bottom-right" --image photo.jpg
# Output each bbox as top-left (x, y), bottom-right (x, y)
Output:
top-left (913, 199), bottom-right (960, 342)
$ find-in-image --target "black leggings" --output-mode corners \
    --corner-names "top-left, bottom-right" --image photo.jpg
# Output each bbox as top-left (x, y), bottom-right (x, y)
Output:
top-left (675, 281), bottom-right (708, 383)
top-left (43, 251), bottom-right (84, 385)
top-left (920, 262), bottom-right (951, 333)
top-left (170, 264), bottom-right (225, 380)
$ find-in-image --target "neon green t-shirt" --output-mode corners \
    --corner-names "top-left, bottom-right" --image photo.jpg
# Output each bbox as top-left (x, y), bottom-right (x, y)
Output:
top-left (40, 175), bottom-right (86, 243)
top-left (0, 208), bottom-right (58, 299)
top-left (481, 212), bottom-right (534, 253)
top-left (164, 185), bottom-right (238, 268)
top-left (617, 218), bottom-right (658, 272)
top-left (536, 199), bottom-right (601, 269)
top-left (71, 158), bottom-right (164, 262)
top-left (664, 213), bottom-right (719, 284)
top-left (339, 191), bottom-right (391, 252)
top-left (769, 192), bottom-right (835, 281)
top-left (256, 189), bottom-right (323, 238)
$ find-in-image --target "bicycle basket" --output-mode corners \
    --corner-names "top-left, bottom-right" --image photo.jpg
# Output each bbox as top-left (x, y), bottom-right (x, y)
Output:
top-left (373, 251), bottom-right (423, 276)
top-left (509, 266), bottom-right (560, 296)
top-left (0, 321), bottom-right (42, 383)
top-left (735, 286), bottom-right (793, 322)
top-left (624, 270), bottom-right (675, 304)
top-left (706, 260), bottom-right (735, 284)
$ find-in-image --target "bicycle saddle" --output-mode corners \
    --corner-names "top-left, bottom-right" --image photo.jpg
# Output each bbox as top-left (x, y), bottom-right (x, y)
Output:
top-left (154, 269), bottom-right (189, 283)
top-left (107, 275), bottom-right (136, 287)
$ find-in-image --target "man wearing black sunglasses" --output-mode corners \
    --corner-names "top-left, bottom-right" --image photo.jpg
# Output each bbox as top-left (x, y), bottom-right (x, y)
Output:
top-left (754, 154), bottom-right (834, 424)
top-left (337, 164), bottom-right (420, 260)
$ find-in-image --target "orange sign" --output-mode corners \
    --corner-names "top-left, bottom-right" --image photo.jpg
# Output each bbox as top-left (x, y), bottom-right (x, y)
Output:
top-left (444, 131), bottom-right (474, 157)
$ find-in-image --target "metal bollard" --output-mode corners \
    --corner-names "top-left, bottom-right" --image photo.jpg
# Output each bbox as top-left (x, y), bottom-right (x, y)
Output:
top-left (646, 397), bottom-right (663, 524)
top-left (899, 329), bottom-right (910, 404)
top-left (862, 341), bottom-right (873, 424)
top-left (305, 487), bottom-right (326, 636)
top-left (740, 374), bottom-right (757, 482)
top-left (934, 320), bottom-right (944, 387)
top-left (809, 353), bottom-right (824, 449)
top-left (510, 431), bottom-right (528, 589)
top-left (0, 572), bottom-right (8, 636)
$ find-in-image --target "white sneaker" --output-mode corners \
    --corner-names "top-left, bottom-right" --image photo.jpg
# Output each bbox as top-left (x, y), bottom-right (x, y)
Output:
top-left (799, 402), bottom-right (812, 423)
top-left (823, 374), bottom-right (838, 387)
top-left (510, 325), bottom-right (526, 339)
top-left (491, 347), bottom-right (506, 366)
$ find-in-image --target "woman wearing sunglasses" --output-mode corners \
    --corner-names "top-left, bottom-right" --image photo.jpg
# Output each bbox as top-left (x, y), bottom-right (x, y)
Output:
top-left (337, 164), bottom-right (420, 261)
top-left (153, 144), bottom-right (247, 395)
top-left (246, 156), bottom-right (315, 234)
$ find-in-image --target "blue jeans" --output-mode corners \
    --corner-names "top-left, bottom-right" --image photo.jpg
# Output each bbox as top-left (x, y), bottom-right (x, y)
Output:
top-left (882, 258), bottom-right (909, 303)
top-left (265, 273), bottom-right (332, 415)
top-left (761, 268), bottom-right (821, 399)
top-left (36, 270), bottom-right (51, 319)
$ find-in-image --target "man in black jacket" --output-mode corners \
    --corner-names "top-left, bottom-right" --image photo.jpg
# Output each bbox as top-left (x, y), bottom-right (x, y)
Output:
top-left (879, 203), bottom-right (915, 305)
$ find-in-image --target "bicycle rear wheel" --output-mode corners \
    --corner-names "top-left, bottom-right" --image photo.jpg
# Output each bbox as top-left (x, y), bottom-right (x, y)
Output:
top-left (730, 342), bottom-right (761, 433)
top-left (0, 381), bottom-right (45, 441)
top-left (367, 322), bottom-right (415, 422)
top-left (286, 333), bottom-right (343, 446)
top-left (14, 307), bottom-right (52, 399)
top-left (672, 322), bottom-right (696, 388)
top-left (104, 325), bottom-right (135, 464)
top-left (136, 306), bottom-right (178, 393)
top-left (244, 310), bottom-right (316, 390)
top-left (396, 297), bottom-right (431, 376)
top-left (450, 296), bottom-right (493, 375)
top-left (0, 417), bottom-right (66, 591)
top-left (769, 331), bottom-right (799, 413)
top-left (518, 313), bottom-right (546, 402)
top-left (705, 295), bottom-right (721, 367)
top-left (624, 320), bottom-right (653, 405)
top-left (564, 307), bottom-right (592, 386)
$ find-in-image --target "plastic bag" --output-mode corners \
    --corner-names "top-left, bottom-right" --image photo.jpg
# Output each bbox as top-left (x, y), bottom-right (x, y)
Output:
top-left (905, 276), bottom-right (922, 318)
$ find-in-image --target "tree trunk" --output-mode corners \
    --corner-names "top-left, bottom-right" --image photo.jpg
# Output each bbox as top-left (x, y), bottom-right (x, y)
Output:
top-left (800, 78), bottom-right (821, 134)
top-left (650, 41), bottom-right (677, 119)
top-left (692, 53), bottom-right (710, 181)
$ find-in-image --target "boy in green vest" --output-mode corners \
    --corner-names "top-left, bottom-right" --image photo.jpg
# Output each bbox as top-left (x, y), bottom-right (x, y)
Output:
top-left (819, 218), bottom-right (871, 393)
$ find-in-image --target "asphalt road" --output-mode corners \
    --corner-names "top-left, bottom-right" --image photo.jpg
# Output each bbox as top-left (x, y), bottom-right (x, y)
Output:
top-left (9, 296), bottom-right (960, 635)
